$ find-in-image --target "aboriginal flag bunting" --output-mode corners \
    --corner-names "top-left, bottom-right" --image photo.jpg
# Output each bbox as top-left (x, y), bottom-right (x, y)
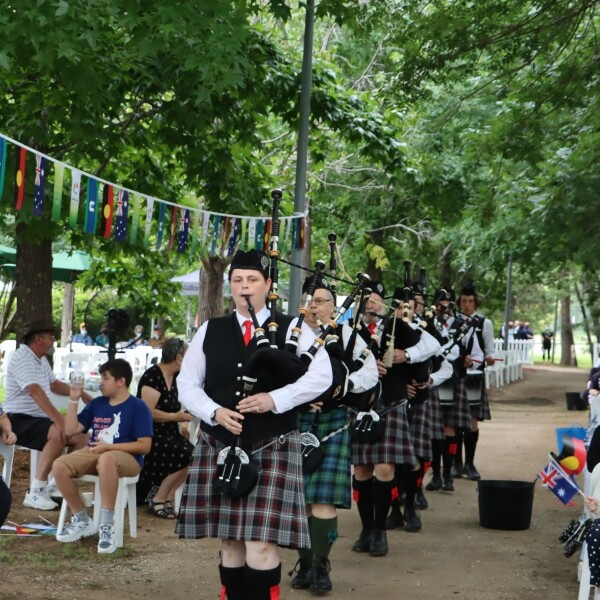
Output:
top-left (14, 146), bottom-right (26, 210)
top-left (101, 184), bottom-right (114, 238)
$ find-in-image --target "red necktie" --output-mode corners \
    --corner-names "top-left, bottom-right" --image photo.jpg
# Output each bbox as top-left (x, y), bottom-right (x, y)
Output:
top-left (368, 323), bottom-right (377, 335)
top-left (243, 320), bottom-right (253, 345)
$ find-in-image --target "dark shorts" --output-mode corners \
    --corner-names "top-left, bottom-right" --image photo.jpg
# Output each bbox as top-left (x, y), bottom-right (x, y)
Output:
top-left (7, 413), bottom-right (52, 451)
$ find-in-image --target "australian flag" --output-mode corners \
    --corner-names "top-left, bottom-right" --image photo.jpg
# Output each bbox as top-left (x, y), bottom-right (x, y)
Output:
top-left (115, 189), bottom-right (129, 241)
top-left (33, 154), bottom-right (46, 216)
top-left (538, 459), bottom-right (579, 505)
top-left (177, 209), bottom-right (190, 253)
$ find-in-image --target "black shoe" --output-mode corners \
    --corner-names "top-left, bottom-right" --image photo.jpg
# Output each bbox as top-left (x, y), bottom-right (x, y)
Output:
top-left (369, 529), bottom-right (388, 557)
top-left (290, 559), bottom-right (313, 589)
top-left (451, 463), bottom-right (464, 479)
top-left (414, 487), bottom-right (428, 510)
top-left (385, 505), bottom-right (405, 530)
top-left (404, 506), bottom-right (422, 532)
top-left (351, 529), bottom-right (373, 553)
top-left (311, 557), bottom-right (332, 593)
top-left (463, 463), bottom-right (481, 481)
top-left (425, 475), bottom-right (442, 491)
top-left (441, 477), bottom-right (454, 492)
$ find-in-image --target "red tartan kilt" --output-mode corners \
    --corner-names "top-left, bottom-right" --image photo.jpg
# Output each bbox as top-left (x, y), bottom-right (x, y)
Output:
top-left (351, 403), bottom-right (416, 467)
top-left (175, 431), bottom-right (310, 549)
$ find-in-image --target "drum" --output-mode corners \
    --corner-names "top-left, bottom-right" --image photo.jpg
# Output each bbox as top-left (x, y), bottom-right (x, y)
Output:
top-left (438, 377), bottom-right (456, 407)
top-left (465, 371), bottom-right (484, 406)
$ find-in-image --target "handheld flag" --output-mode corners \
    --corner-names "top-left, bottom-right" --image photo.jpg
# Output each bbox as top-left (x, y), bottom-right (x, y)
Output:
top-left (556, 434), bottom-right (587, 475)
top-left (538, 457), bottom-right (580, 505)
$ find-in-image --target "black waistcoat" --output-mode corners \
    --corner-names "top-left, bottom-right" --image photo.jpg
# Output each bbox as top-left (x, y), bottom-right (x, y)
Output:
top-left (201, 312), bottom-right (296, 446)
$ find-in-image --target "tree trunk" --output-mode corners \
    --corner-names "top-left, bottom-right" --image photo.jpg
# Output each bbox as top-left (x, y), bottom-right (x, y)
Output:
top-left (575, 283), bottom-right (594, 359)
top-left (16, 223), bottom-right (53, 339)
top-left (560, 295), bottom-right (576, 366)
top-left (61, 283), bottom-right (75, 347)
top-left (198, 255), bottom-right (228, 326)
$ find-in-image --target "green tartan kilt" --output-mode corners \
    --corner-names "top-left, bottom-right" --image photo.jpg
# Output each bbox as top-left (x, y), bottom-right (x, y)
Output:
top-left (299, 407), bottom-right (352, 509)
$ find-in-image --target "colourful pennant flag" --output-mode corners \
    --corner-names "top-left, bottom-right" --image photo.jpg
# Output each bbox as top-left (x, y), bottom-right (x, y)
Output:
top-left (155, 202), bottom-right (166, 249)
top-left (227, 218), bottom-right (238, 256)
top-left (282, 218), bottom-right (291, 248)
top-left (299, 217), bottom-right (305, 249)
top-left (201, 211), bottom-right (210, 247)
top-left (263, 219), bottom-right (271, 253)
top-left (84, 177), bottom-right (99, 234)
top-left (114, 189), bottom-right (128, 241)
top-left (248, 218), bottom-right (256, 250)
top-left (255, 219), bottom-right (264, 251)
top-left (52, 162), bottom-right (64, 222)
top-left (0, 138), bottom-right (7, 201)
top-left (190, 211), bottom-right (199, 255)
top-left (291, 218), bottom-right (298, 250)
top-left (210, 215), bottom-right (221, 255)
top-left (220, 217), bottom-right (230, 256)
top-left (168, 206), bottom-right (178, 252)
top-left (69, 169), bottom-right (81, 227)
top-left (241, 218), bottom-right (248, 249)
top-left (33, 154), bottom-right (46, 216)
top-left (14, 146), bottom-right (26, 210)
top-left (129, 194), bottom-right (140, 243)
top-left (100, 184), bottom-right (114, 238)
top-left (178, 209), bottom-right (190, 253)
top-left (144, 198), bottom-right (154, 246)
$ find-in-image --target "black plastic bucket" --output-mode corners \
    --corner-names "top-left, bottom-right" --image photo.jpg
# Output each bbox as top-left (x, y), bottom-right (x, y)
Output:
top-left (566, 392), bottom-right (587, 411)
top-left (478, 480), bottom-right (534, 530)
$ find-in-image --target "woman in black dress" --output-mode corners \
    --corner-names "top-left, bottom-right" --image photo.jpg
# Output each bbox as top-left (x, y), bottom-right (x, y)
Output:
top-left (137, 338), bottom-right (194, 518)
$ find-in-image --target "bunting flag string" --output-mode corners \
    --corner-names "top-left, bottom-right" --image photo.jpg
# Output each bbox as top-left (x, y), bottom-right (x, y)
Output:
top-left (0, 131), bottom-right (307, 257)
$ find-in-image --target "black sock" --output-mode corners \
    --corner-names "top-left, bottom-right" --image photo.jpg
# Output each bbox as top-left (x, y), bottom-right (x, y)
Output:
top-left (403, 468), bottom-right (419, 509)
top-left (244, 564), bottom-right (281, 600)
top-left (353, 476), bottom-right (374, 531)
top-left (443, 435), bottom-right (458, 479)
top-left (464, 429), bottom-right (480, 465)
top-left (431, 439), bottom-right (442, 477)
top-left (454, 431), bottom-right (464, 465)
top-left (311, 516), bottom-right (338, 560)
top-left (219, 565), bottom-right (246, 600)
top-left (373, 478), bottom-right (395, 530)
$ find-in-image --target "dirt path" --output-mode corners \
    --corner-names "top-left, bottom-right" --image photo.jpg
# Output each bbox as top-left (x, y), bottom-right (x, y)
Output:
top-left (0, 365), bottom-right (592, 599)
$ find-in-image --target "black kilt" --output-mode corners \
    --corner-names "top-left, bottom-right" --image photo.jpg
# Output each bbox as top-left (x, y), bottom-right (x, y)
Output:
top-left (428, 388), bottom-right (445, 441)
top-left (407, 402), bottom-right (432, 461)
top-left (175, 431), bottom-right (310, 549)
top-left (351, 402), bottom-right (416, 467)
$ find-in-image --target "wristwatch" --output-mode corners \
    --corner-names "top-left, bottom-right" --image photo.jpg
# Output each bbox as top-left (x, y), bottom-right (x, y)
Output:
top-left (405, 350), bottom-right (411, 363)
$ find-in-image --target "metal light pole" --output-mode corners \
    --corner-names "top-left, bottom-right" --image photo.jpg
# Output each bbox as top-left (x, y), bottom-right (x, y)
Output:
top-left (288, 0), bottom-right (315, 316)
top-left (503, 253), bottom-right (513, 351)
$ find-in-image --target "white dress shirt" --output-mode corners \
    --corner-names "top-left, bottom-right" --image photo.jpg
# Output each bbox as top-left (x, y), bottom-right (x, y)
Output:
top-left (178, 306), bottom-right (333, 425)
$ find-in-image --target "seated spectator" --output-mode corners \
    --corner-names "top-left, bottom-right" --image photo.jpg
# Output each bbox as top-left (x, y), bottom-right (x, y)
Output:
top-left (0, 405), bottom-right (17, 526)
top-left (72, 322), bottom-right (94, 346)
top-left (148, 324), bottom-right (166, 349)
top-left (95, 324), bottom-right (110, 347)
top-left (128, 324), bottom-right (147, 347)
top-left (136, 338), bottom-right (194, 518)
top-left (4, 318), bottom-right (92, 510)
top-left (53, 359), bottom-right (153, 554)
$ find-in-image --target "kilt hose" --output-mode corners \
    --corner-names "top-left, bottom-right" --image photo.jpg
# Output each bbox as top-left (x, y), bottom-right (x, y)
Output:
top-left (407, 401), bottom-right (432, 461)
top-left (175, 430), bottom-right (310, 550)
top-left (299, 407), bottom-right (352, 509)
top-left (441, 378), bottom-right (472, 430)
top-left (351, 402), bottom-right (416, 468)
top-left (428, 388), bottom-right (445, 441)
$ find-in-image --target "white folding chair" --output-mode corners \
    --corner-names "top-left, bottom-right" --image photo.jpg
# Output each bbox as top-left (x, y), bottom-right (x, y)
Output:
top-left (57, 473), bottom-right (139, 549)
top-left (0, 440), bottom-right (15, 487)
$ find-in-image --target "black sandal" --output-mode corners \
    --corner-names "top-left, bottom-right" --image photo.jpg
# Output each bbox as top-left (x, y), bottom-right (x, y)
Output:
top-left (164, 500), bottom-right (177, 518)
top-left (148, 499), bottom-right (176, 519)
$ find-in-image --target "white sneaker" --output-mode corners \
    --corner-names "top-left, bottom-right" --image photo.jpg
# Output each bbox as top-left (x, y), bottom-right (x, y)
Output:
top-left (46, 484), bottom-right (62, 499)
top-left (56, 516), bottom-right (96, 543)
top-left (97, 523), bottom-right (117, 554)
top-left (23, 488), bottom-right (58, 511)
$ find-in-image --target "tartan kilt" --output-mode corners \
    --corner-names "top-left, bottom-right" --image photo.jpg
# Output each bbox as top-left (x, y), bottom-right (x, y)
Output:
top-left (470, 387), bottom-right (492, 421)
top-left (299, 407), bottom-right (352, 509)
top-left (441, 378), bottom-right (472, 430)
top-left (175, 430), bottom-right (310, 549)
top-left (428, 388), bottom-right (445, 441)
top-left (407, 402), bottom-right (432, 461)
top-left (351, 402), bottom-right (416, 468)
